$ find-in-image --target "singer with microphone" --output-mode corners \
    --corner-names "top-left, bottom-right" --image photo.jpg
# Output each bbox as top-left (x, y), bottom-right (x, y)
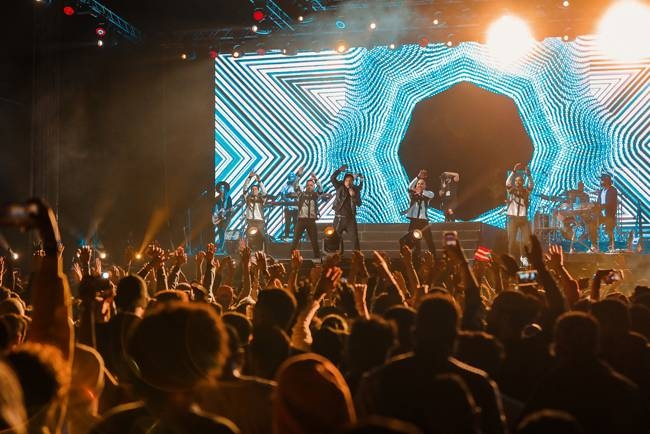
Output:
top-left (331, 164), bottom-right (363, 253)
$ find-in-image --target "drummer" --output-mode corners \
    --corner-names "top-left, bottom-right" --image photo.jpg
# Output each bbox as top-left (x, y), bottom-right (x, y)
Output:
top-left (565, 182), bottom-right (590, 209)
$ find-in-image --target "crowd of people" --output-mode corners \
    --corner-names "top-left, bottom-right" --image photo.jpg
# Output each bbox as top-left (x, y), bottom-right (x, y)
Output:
top-left (0, 198), bottom-right (649, 434)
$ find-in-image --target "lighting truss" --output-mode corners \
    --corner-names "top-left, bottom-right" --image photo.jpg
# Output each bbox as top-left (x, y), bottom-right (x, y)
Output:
top-left (78, 0), bottom-right (142, 41)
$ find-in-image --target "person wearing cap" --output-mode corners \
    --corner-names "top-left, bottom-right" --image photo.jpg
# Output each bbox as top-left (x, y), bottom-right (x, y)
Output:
top-left (331, 164), bottom-right (363, 253)
top-left (279, 167), bottom-right (304, 240)
top-left (213, 181), bottom-right (233, 254)
top-left (589, 174), bottom-right (618, 253)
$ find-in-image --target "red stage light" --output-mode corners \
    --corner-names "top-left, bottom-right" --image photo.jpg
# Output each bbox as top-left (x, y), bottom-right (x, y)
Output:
top-left (63, 5), bottom-right (75, 16)
top-left (209, 50), bottom-right (218, 59)
top-left (252, 9), bottom-right (265, 22)
top-left (95, 27), bottom-right (106, 37)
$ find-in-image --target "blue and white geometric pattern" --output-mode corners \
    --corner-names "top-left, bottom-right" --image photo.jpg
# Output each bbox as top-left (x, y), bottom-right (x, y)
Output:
top-left (215, 36), bottom-right (649, 236)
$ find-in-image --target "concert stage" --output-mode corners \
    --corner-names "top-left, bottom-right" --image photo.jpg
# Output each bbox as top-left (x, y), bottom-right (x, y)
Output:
top-left (262, 221), bottom-right (507, 260)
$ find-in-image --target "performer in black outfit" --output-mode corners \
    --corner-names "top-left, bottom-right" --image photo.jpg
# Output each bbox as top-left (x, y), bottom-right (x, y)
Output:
top-left (589, 173), bottom-right (618, 252)
top-left (331, 164), bottom-right (363, 252)
top-left (279, 167), bottom-right (304, 240)
top-left (439, 171), bottom-right (460, 222)
top-left (290, 173), bottom-right (323, 258)
top-left (212, 181), bottom-right (232, 253)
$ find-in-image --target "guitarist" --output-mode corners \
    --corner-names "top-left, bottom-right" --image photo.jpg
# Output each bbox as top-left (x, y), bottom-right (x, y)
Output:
top-left (212, 181), bottom-right (232, 253)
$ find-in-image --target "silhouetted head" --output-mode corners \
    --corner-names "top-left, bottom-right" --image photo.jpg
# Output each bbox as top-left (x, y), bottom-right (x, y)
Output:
top-left (253, 289), bottom-right (297, 331)
top-left (346, 316), bottom-right (396, 374)
top-left (517, 409), bottom-right (584, 434)
top-left (115, 275), bottom-right (148, 314)
top-left (414, 295), bottom-right (460, 359)
top-left (553, 311), bottom-right (599, 363)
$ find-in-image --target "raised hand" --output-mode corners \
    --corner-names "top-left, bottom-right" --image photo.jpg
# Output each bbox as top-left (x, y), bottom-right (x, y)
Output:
top-left (315, 266), bottom-right (343, 298)
top-left (248, 171), bottom-right (256, 178)
top-left (147, 244), bottom-right (166, 268)
top-left (77, 246), bottom-right (92, 264)
top-left (195, 250), bottom-right (206, 265)
top-left (310, 172), bottom-right (318, 180)
top-left (338, 164), bottom-right (348, 172)
top-left (400, 244), bottom-right (413, 264)
top-left (268, 263), bottom-right (286, 281)
top-left (545, 244), bottom-right (564, 271)
top-left (291, 249), bottom-right (303, 271)
top-left (417, 169), bottom-right (428, 179)
top-left (513, 162), bottom-right (523, 172)
top-left (172, 247), bottom-right (188, 267)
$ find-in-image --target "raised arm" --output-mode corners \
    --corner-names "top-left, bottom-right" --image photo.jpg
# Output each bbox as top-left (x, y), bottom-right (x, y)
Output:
top-left (408, 177), bottom-right (418, 191)
top-left (443, 171), bottom-right (460, 182)
top-left (330, 165), bottom-right (347, 188)
top-left (526, 167), bottom-right (534, 191)
top-left (243, 172), bottom-right (253, 193)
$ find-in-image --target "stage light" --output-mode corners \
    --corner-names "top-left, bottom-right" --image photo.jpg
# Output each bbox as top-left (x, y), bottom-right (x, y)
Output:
top-left (181, 52), bottom-right (188, 60)
top-left (336, 41), bottom-right (348, 54)
top-left (369, 22), bottom-right (377, 30)
top-left (63, 5), bottom-right (75, 15)
top-left (399, 229), bottom-right (423, 249)
top-left (252, 25), bottom-right (259, 32)
top-left (97, 39), bottom-right (104, 47)
top-left (562, 0), bottom-right (570, 7)
top-left (99, 251), bottom-right (107, 260)
top-left (388, 43), bottom-right (396, 50)
top-left (10, 251), bottom-right (19, 260)
top-left (252, 9), bottom-right (266, 22)
top-left (232, 46), bottom-right (242, 58)
top-left (335, 20), bottom-right (346, 29)
top-left (298, 15), bottom-right (304, 22)
top-left (561, 28), bottom-right (575, 42)
top-left (135, 252), bottom-right (143, 260)
top-left (597, 0), bottom-right (650, 61)
top-left (433, 18), bottom-right (439, 25)
top-left (445, 34), bottom-right (456, 47)
top-left (209, 50), bottom-right (218, 59)
top-left (323, 226), bottom-right (340, 253)
top-left (246, 226), bottom-right (263, 251)
top-left (95, 26), bottom-right (106, 37)
top-left (486, 15), bottom-right (535, 66)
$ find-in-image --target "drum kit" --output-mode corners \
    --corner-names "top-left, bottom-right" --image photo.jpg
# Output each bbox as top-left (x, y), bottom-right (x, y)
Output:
top-left (534, 193), bottom-right (596, 252)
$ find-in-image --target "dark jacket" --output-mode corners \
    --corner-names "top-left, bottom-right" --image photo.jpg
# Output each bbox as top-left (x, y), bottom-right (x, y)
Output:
top-left (330, 168), bottom-right (362, 216)
top-left (597, 186), bottom-right (618, 218)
